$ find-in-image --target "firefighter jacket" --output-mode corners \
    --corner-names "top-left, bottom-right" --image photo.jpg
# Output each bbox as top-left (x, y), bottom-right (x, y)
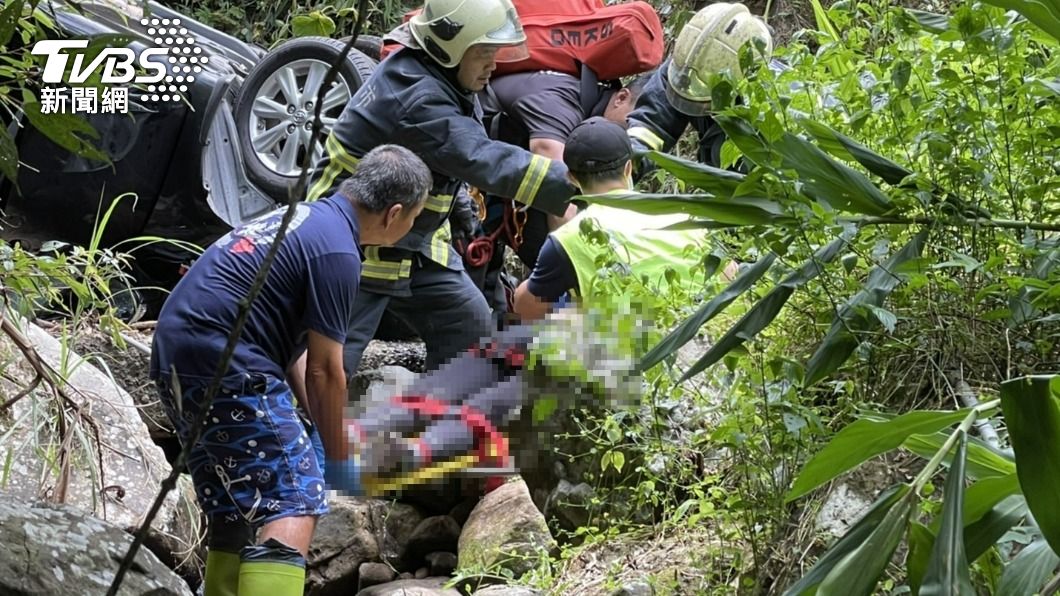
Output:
top-left (625, 61), bottom-right (727, 169)
top-left (307, 47), bottom-right (577, 295)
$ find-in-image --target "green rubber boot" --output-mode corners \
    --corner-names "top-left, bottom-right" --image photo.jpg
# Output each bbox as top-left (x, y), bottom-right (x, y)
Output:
top-left (203, 550), bottom-right (241, 596)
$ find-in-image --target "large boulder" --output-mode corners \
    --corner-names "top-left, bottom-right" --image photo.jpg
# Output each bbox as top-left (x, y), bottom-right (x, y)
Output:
top-left (0, 498), bottom-right (192, 595)
top-left (355, 577), bottom-right (461, 596)
top-left (458, 478), bottom-right (555, 580)
top-left (307, 497), bottom-right (424, 596)
top-left (0, 320), bottom-right (201, 581)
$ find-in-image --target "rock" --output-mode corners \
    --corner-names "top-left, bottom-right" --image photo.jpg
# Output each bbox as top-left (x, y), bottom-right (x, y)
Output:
top-left (816, 483), bottom-right (874, 539)
top-left (544, 480), bottom-right (595, 531)
top-left (358, 562), bottom-right (396, 591)
top-left (473, 587), bottom-right (542, 596)
top-left (399, 572), bottom-right (414, 580)
top-left (307, 497), bottom-right (423, 596)
top-left (405, 515), bottom-right (462, 564)
top-left (0, 321), bottom-right (199, 578)
top-left (448, 497), bottom-right (478, 526)
top-left (361, 340), bottom-right (427, 372)
top-left (355, 577), bottom-right (461, 596)
top-left (349, 364), bottom-right (419, 407)
top-left (0, 498), bottom-right (192, 595)
top-left (415, 567), bottom-right (430, 579)
top-left (426, 551), bottom-right (458, 576)
top-left (611, 581), bottom-right (654, 596)
top-left (458, 478), bottom-right (555, 580)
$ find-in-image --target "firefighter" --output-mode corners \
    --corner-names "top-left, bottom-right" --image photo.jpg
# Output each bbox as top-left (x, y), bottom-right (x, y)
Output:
top-left (626, 2), bottom-right (774, 170)
top-left (514, 117), bottom-right (713, 321)
top-left (307, 0), bottom-right (579, 374)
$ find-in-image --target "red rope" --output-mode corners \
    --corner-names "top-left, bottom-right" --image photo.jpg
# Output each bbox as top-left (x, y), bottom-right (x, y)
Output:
top-left (458, 202), bottom-right (522, 269)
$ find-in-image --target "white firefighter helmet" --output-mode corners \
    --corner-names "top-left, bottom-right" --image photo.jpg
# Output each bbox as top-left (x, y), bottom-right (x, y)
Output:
top-left (408, 0), bottom-right (529, 68)
top-left (665, 2), bottom-right (773, 116)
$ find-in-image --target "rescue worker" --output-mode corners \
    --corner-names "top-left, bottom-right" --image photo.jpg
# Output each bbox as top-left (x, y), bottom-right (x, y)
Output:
top-left (151, 146), bottom-right (432, 596)
top-left (514, 117), bottom-right (714, 320)
top-left (307, 0), bottom-right (578, 374)
top-left (475, 71), bottom-right (650, 268)
top-left (626, 2), bottom-right (773, 170)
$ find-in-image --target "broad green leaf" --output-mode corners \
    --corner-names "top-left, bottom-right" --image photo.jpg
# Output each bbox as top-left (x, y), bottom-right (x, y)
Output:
top-left (908, 9), bottom-right (953, 32)
top-left (0, 0), bottom-right (23, 48)
top-left (799, 119), bottom-right (913, 186)
top-left (292, 11), bottom-right (337, 37)
top-left (787, 409), bottom-right (970, 502)
top-left (1000, 375), bottom-right (1060, 554)
top-left (903, 432), bottom-right (1014, 480)
top-left (907, 522), bottom-right (935, 596)
top-left (21, 90), bottom-right (107, 162)
top-left (964, 494), bottom-right (1027, 562)
top-left (920, 432), bottom-right (974, 596)
top-left (783, 484), bottom-right (911, 596)
top-left (681, 232), bottom-right (852, 381)
top-left (639, 254), bottom-right (777, 371)
top-left (804, 230), bottom-right (928, 386)
top-left (997, 538), bottom-right (1060, 596)
top-left (961, 474), bottom-right (1021, 526)
top-left (579, 192), bottom-right (794, 226)
top-left (981, 0), bottom-right (1060, 43)
top-left (809, 0), bottom-right (841, 41)
top-left (817, 487), bottom-right (913, 596)
top-left (0, 127), bottom-right (17, 183)
top-left (644, 150), bottom-right (747, 198)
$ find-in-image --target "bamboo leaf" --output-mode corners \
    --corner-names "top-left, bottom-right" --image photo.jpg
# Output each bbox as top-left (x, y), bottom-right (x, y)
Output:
top-left (784, 484), bottom-right (911, 596)
top-left (817, 487), bottom-right (914, 596)
top-left (804, 230), bottom-right (928, 387)
top-left (1000, 375), bottom-right (1060, 554)
top-left (644, 150), bottom-right (747, 198)
top-left (639, 254), bottom-right (777, 372)
top-left (681, 232), bottom-right (852, 381)
top-left (920, 432), bottom-right (974, 596)
top-left (787, 409), bottom-right (971, 502)
top-left (907, 522), bottom-right (935, 596)
top-left (964, 494), bottom-right (1027, 562)
top-left (579, 192), bottom-right (794, 226)
top-left (997, 537), bottom-right (1060, 596)
top-left (981, 0), bottom-right (1060, 43)
top-left (20, 90), bottom-right (107, 162)
top-left (908, 9), bottom-right (953, 33)
top-left (903, 432), bottom-right (1015, 480)
top-left (799, 119), bottom-right (913, 186)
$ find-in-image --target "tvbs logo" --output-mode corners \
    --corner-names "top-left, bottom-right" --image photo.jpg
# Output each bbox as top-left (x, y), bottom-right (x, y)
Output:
top-left (32, 40), bottom-right (168, 85)
top-left (30, 17), bottom-right (203, 113)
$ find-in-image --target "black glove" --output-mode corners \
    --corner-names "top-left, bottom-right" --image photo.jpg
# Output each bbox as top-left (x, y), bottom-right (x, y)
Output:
top-left (449, 185), bottom-right (480, 247)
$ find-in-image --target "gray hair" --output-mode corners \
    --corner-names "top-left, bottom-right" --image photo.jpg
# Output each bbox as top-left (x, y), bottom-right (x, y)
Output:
top-left (338, 144), bottom-right (432, 213)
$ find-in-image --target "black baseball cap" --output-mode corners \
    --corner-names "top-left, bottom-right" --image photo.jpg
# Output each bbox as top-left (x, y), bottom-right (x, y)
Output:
top-left (563, 116), bottom-right (633, 174)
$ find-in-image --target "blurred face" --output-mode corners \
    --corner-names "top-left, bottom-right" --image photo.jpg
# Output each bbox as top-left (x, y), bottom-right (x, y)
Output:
top-left (456, 45), bottom-right (500, 91)
top-left (602, 88), bottom-right (636, 127)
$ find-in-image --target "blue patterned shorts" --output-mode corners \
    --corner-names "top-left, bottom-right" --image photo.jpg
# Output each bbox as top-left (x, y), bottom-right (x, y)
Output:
top-left (159, 374), bottom-right (329, 526)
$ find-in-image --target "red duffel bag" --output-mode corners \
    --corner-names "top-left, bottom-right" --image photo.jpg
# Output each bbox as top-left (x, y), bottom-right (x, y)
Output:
top-left (381, 0), bottom-right (664, 80)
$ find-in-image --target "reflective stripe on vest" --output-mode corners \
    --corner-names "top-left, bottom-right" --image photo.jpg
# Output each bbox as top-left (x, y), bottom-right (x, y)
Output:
top-left (628, 126), bottom-right (666, 152)
top-left (308, 134), bottom-right (361, 201)
top-left (552, 199), bottom-right (705, 299)
top-left (424, 193), bottom-right (454, 214)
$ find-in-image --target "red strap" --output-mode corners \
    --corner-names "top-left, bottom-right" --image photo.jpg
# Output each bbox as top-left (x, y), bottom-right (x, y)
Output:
top-left (459, 404), bottom-right (510, 467)
top-left (391, 394), bottom-right (451, 418)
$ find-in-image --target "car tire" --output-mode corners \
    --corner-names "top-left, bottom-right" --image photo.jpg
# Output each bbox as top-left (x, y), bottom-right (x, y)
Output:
top-left (234, 36), bottom-right (375, 201)
top-left (339, 34), bottom-right (383, 62)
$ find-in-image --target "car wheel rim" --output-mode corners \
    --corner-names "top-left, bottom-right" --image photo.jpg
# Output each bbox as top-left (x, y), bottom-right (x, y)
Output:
top-left (248, 58), bottom-right (351, 177)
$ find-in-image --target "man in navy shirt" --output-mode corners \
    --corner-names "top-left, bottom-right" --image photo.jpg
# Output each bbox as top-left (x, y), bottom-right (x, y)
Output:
top-left (150, 145), bottom-right (430, 596)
